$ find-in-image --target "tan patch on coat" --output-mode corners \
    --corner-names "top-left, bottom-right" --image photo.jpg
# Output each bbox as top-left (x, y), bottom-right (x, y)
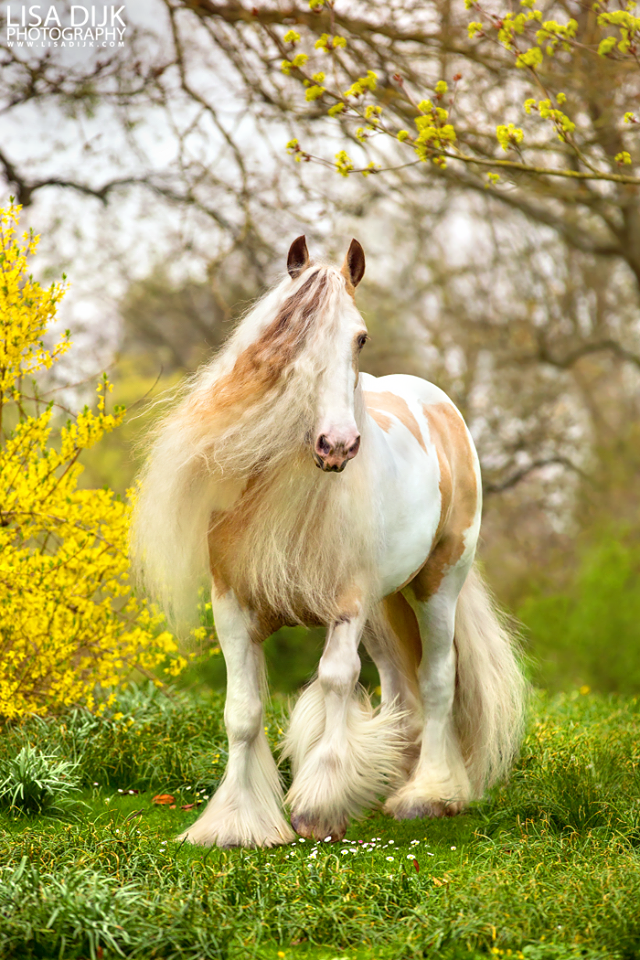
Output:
top-left (366, 405), bottom-right (392, 432)
top-left (364, 391), bottom-right (426, 452)
top-left (408, 403), bottom-right (478, 602)
top-left (334, 584), bottom-right (363, 621)
top-left (191, 272), bottom-right (328, 422)
top-left (382, 592), bottom-right (422, 671)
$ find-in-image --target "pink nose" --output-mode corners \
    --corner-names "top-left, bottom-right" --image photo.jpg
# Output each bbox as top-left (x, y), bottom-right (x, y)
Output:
top-left (314, 432), bottom-right (361, 472)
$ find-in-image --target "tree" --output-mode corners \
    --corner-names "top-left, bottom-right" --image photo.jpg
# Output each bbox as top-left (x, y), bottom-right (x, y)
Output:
top-left (2, 0), bottom-right (639, 523)
top-left (174, 0), bottom-right (640, 278)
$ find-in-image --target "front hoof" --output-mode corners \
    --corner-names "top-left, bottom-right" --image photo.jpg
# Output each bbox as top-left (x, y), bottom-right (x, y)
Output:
top-left (290, 811), bottom-right (348, 842)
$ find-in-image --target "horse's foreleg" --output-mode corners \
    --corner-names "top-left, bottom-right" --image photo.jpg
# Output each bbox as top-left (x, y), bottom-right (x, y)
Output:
top-left (285, 603), bottom-right (402, 841)
top-left (179, 588), bottom-right (294, 848)
top-left (384, 569), bottom-right (471, 820)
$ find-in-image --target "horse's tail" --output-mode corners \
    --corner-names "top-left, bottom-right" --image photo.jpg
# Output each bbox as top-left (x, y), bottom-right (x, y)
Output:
top-left (454, 565), bottom-right (527, 794)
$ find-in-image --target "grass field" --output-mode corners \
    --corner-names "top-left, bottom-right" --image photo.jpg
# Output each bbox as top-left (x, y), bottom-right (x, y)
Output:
top-left (0, 683), bottom-right (639, 960)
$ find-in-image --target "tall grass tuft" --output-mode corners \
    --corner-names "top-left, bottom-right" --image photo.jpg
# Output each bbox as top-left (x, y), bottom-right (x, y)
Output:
top-left (0, 746), bottom-right (82, 817)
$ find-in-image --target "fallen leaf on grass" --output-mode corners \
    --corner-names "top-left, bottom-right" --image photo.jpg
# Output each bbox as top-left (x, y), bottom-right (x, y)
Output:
top-left (413, 858), bottom-right (420, 872)
top-left (180, 801), bottom-right (204, 810)
top-left (152, 794), bottom-right (175, 805)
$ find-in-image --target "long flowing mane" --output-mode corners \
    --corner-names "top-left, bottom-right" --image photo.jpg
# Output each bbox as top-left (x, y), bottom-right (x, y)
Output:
top-left (131, 263), bottom-right (379, 626)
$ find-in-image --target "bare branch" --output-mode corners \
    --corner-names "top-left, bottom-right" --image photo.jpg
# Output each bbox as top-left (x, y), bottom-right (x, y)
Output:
top-left (532, 338), bottom-right (640, 371)
top-left (483, 456), bottom-right (586, 495)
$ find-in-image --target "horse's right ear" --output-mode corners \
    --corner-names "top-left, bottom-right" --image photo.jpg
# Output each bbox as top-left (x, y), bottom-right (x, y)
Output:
top-left (287, 235), bottom-right (310, 279)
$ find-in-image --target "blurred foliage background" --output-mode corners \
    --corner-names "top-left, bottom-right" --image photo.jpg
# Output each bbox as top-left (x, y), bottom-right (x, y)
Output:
top-left (2, 0), bottom-right (639, 697)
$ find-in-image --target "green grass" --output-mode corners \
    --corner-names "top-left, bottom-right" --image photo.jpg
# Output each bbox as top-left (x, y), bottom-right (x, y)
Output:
top-left (0, 685), bottom-right (639, 959)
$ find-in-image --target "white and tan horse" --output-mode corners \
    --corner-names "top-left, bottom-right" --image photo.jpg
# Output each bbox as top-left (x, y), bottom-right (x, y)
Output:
top-left (132, 237), bottom-right (525, 847)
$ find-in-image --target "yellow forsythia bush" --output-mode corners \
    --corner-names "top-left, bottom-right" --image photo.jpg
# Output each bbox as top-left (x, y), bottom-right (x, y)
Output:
top-left (0, 204), bottom-right (186, 720)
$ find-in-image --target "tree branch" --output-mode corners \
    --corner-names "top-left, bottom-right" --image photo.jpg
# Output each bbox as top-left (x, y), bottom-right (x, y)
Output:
top-left (532, 338), bottom-right (640, 371)
top-left (483, 456), bottom-right (585, 494)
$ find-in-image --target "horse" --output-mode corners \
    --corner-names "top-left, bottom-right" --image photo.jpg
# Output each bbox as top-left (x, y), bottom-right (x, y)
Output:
top-left (131, 236), bottom-right (526, 848)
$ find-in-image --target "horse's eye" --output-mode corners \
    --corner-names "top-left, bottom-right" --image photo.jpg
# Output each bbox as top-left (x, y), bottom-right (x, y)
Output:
top-left (357, 333), bottom-right (369, 350)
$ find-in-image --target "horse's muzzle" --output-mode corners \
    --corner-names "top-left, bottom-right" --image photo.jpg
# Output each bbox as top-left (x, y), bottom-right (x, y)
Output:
top-left (314, 455), bottom-right (348, 472)
top-left (313, 434), bottom-right (360, 472)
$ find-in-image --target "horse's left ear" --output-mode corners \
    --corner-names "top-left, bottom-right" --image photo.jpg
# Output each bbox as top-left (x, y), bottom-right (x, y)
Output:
top-left (287, 235), bottom-right (310, 279)
top-left (341, 238), bottom-right (366, 290)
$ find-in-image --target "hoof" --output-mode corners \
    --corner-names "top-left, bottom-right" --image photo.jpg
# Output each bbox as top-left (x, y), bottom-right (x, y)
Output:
top-left (384, 796), bottom-right (466, 820)
top-left (177, 828), bottom-right (291, 849)
top-left (177, 816), bottom-right (295, 849)
top-left (290, 811), bottom-right (348, 842)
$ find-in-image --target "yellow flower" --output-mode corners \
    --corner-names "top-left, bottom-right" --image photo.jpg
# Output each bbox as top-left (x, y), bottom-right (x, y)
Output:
top-left (305, 84), bottom-right (326, 101)
top-left (343, 71), bottom-right (377, 98)
top-left (496, 123), bottom-right (524, 150)
top-left (0, 204), bottom-right (189, 720)
top-left (335, 150), bottom-right (354, 176)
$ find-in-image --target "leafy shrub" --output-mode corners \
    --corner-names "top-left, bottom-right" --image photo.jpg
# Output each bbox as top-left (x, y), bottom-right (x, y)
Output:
top-left (0, 746), bottom-right (81, 816)
top-left (0, 204), bottom-right (186, 720)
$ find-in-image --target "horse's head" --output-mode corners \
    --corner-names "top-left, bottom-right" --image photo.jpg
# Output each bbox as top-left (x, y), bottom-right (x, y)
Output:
top-left (287, 236), bottom-right (368, 473)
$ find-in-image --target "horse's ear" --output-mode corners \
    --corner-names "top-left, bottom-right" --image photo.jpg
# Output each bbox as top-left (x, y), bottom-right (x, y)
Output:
top-left (341, 238), bottom-right (365, 290)
top-left (287, 235), bottom-right (310, 279)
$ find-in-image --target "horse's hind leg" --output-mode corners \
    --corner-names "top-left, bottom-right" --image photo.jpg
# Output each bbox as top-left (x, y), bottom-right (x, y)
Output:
top-left (384, 561), bottom-right (472, 820)
top-left (363, 597), bottom-right (424, 771)
top-left (179, 588), bottom-right (294, 848)
top-left (285, 600), bottom-right (402, 841)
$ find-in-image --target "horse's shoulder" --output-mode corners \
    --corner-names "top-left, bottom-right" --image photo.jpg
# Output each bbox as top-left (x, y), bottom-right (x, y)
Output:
top-left (361, 374), bottom-right (470, 452)
top-left (362, 373), bottom-right (453, 408)
top-left (361, 374), bottom-right (432, 453)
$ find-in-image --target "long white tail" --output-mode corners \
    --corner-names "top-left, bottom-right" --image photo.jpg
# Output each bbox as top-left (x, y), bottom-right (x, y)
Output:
top-left (453, 565), bottom-right (527, 794)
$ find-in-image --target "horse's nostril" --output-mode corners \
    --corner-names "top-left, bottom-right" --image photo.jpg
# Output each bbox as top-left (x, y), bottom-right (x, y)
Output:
top-left (347, 436), bottom-right (361, 457)
top-left (316, 435), bottom-right (331, 455)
